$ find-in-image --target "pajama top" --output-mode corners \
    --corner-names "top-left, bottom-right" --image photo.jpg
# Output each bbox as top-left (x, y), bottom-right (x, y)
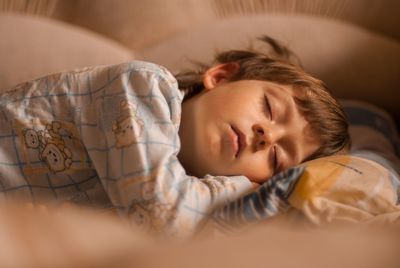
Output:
top-left (0, 61), bottom-right (252, 236)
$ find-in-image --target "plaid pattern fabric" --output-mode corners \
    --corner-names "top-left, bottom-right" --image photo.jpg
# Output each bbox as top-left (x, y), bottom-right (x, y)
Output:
top-left (212, 166), bottom-right (305, 232)
top-left (0, 61), bottom-right (253, 236)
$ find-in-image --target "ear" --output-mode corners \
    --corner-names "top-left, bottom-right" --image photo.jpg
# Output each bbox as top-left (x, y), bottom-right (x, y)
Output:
top-left (203, 62), bottom-right (240, 90)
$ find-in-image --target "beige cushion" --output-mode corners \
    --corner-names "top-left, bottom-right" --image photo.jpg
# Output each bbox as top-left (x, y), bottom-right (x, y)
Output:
top-left (53, 0), bottom-right (215, 51)
top-left (139, 15), bottom-right (400, 124)
top-left (0, 13), bottom-right (134, 90)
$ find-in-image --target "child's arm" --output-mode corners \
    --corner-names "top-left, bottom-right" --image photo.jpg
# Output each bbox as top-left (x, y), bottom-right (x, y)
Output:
top-left (77, 61), bottom-right (253, 236)
top-left (0, 60), bottom-right (252, 237)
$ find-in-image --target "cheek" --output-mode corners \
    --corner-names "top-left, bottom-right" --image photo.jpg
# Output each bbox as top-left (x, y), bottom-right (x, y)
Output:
top-left (239, 156), bottom-right (272, 183)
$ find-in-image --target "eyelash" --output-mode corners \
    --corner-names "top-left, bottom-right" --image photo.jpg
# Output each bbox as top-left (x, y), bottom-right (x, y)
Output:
top-left (264, 95), bottom-right (273, 120)
top-left (273, 146), bottom-right (279, 173)
top-left (264, 95), bottom-right (279, 173)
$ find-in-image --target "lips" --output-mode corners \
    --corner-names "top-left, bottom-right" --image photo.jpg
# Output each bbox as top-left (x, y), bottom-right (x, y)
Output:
top-left (231, 125), bottom-right (247, 157)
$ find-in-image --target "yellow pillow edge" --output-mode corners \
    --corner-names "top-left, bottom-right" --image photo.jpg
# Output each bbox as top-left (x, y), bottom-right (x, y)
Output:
top-left (288, 155), bottom-right (397, 209)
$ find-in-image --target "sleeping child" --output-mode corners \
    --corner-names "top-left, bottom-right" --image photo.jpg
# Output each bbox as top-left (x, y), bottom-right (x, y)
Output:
top-left (0, 36), bottom-right (350, 236)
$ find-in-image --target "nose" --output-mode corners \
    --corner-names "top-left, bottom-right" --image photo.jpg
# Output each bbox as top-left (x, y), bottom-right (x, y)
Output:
top-left (252, 123), bottom-right (275, 151)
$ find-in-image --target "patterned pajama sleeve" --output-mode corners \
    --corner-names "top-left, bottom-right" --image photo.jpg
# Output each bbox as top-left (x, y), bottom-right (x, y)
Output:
top-left (0, 61), bottom-right (252, 236)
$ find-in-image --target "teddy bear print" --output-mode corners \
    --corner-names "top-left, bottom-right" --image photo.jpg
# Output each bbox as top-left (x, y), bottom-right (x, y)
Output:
top-left (149, 202), bottom-right (176, 231)
top-left (22, 121), bottom-right (73, 173)
top-left (40, 143), bottom-right (72, 172)
top-left (39, 121), bottom-right (63, 145)
top-left (141, 181), bottom-right (156, 201)
top-left (23, 129), bottom-right (40, 149)
top-left (129, 204), bottom-right (151, 232)
top-left (112, 100), bottom-right (144, 148)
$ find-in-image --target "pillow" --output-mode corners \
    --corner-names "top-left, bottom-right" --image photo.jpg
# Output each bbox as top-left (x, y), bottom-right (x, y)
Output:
top-left (288, 155), bottom-right (400, 225)
top-left (209, 155), bottom-right (400, 233)
top-left (210, 165), bottom-right (304, 233)
top-left (0, 14), bottom-right (134, 91)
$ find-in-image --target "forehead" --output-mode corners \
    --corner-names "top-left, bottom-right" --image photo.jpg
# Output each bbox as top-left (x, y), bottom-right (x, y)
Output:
top-left (232, 79), bottom-right (295, 96)
top-left (260, 80), bottom-right (294, 96)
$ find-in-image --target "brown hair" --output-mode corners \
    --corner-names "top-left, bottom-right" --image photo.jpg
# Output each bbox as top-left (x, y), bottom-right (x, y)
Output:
top-left (175, 36), bottom-right (350, 158)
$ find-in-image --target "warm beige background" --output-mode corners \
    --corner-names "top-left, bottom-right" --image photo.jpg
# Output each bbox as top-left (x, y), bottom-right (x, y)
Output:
top-left (0, 0), bottom-right (399, 124)
top-left (1, 0), bottom-right (400, 50)
top-left (0, 2), bottom-right (399, 266)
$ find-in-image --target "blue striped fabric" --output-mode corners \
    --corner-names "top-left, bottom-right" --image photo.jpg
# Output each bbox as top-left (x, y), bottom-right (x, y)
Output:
top-left (212, 166), bottom-right (305, 231)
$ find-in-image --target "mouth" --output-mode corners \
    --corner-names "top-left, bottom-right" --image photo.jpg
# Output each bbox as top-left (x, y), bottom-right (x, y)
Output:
top-left (231, 125), bottom-right (247, 157)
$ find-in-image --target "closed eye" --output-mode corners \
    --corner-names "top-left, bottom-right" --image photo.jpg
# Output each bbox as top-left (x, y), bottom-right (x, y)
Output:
top-left (264, 95), bottom-right (273, 120)
top-left (264, 95), bottom-right (280, 173)
top-left (272, 145), bottom-right (278, 174)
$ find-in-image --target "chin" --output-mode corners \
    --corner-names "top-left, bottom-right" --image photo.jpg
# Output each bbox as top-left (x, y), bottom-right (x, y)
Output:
top-left (191, 162), bottom-right (219, 178)
top-left (187, 167), bottom-right (206, 178)
top-left (251, 177), bottom-right (269, 184)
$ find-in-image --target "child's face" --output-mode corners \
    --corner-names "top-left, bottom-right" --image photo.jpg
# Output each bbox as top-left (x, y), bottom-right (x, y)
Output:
top-left (178, 64), bottom-right (321, 183)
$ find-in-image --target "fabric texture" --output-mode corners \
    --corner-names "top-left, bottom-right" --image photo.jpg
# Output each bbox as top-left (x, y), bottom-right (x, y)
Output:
top-left (204, 154), bottom-right (400, 235)
top-left (211, 166), bottom-right (304, 233)
top-left (341, 100), bottom-right (400, 176)
top-left (288, 155), bottom-right (400, 225)
top-left (0, 60), bottom-right (252, 237)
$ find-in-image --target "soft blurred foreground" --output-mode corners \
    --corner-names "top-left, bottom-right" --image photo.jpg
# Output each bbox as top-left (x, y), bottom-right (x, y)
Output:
top-left (0, 203), bottom-right (399, 268)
